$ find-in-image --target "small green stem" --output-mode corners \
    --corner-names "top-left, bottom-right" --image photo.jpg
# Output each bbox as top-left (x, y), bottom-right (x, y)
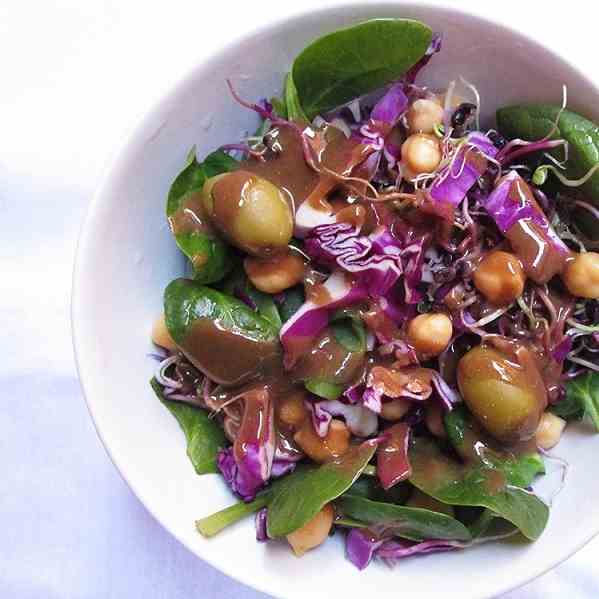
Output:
top-left (196, 493), bottom-right (270, 538)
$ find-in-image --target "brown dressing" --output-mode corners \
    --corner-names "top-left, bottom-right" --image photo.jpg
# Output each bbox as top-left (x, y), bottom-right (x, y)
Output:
top-left (168, 191), bottom-right (211, 235)
top-left (291, 329), bottom-right (365, 385)
top-left (241, 126), bottom-right (320, 210)
top-left (178, 318), bottom-right (281, 387)
top-left (505, 178), bottom-right (571, 283)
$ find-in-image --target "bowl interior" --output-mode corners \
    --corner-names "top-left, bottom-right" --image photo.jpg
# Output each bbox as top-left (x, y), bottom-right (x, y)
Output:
top-left (73, 4), bottom-right (599, 598)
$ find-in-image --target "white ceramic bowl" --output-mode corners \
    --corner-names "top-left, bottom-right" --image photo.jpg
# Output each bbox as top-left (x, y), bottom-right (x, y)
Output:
top-left (72, 4), bottom-right (599, 598)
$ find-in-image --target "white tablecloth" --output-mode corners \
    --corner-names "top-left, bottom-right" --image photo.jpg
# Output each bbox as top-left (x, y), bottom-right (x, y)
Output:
top-left (2, 1), bottom-right (598, 597)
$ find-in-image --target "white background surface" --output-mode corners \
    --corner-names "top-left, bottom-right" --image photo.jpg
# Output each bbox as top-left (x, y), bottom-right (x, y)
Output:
top-left (1, 0), bottom-right (598, 597)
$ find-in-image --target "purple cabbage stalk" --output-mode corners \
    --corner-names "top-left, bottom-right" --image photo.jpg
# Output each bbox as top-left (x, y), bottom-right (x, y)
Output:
top-left (218, 387), bottom-right (276, 502)
top-left (306, 398), bottom-right (379, 438)
top-left (404, 33), bottom-right (442, 84)
top-left (431, 371), bottom-right (461, 410)
top-left (345, 529), bottom-right (384, 570)
top-left (483, 171), bottom-right (569, 253)
top-left (305, 223), bottom-right (404, 297)
top-left (375, 538), bottom-right (464, 562)
top-left (279, 269), bottom-right (369, 368)
top-left (255, 508), bottom-right (270, 542)
top-left (551, 336), bottom-right (573, 363)
top-left (429, 132), bottom-right (498, 211)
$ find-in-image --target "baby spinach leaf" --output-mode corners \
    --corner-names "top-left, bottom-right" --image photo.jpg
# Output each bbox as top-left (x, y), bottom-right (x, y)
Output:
top-left (346, 475), bottom-right (411, 505)
top-left (409, 438), bottom-right (549, 540)
top-left (304, 378), bottom-right (344, 400)
top-left (497, 105), bottom-right (599, 209)
top-left (284, 72), bottom-right (309, 123)
top-left (164, 278), bottom-right (279, 344)
top-left (270, 95), bottom-right (287, 119)
top-left (330, 313), bottom-right (367, 353)
top-left (554, 372), bottom-right (599, 432)
top-left (335, 495), bottom-right (471, 542)
top-left (444, 407), bottom-right (545, 488)
top-left (266, 442), bottom-right (376, 537)
top-left (150, 378), bottom-right (226, 474)
top-left (196, 493), bottom-right (270, 537)
top-left (292, 18), bottom-right (432, 118)
top-left (278, 286), bottom-right (305, 322)
top-left (222, 268), bottom-right (282, 330)
top-left (166, 148), bottom-right (237, 284)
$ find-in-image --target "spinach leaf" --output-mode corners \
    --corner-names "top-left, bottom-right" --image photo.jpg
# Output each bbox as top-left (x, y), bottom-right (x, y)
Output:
top-left (222, 268), bottom-right (282, 330)
top-left (553, 372), bottom-right (599, 431)
top-left (304, 378), bottom-right (344, 400)
top-left (346, 476), bottom-right (411, 505)
top-left (335, 495), bottom-right (471, 542)
top-left (292, 18), bottom-right (432, 118)
top-left (444, 407), bottom-right (545, 487)
top-left (196, 493), bottom-right (270, 537)
top-left (164, 278), bottom-right (279, 344)
top-left (150, 378), bottom-right (226, 474)
top-left (278, 286), bottom-right (305, 322)
top-left (284, 72), bottom-right (309, 123)
top-left (266, 442), bottom-right (376, 537)
top-left (269, 95), bottom-right (287, 119)
top-left (330, 315), bottom-right (367, 353)
top-left (497, 105), bottom-right (599, 222)
top-left (166, 148), bottom-right (237, 284)
top-left (409, 438), bottom-right (549, 540)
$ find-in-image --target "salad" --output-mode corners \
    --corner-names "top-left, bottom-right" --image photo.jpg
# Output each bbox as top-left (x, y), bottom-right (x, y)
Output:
top-left (150, 18), bottom-right (599, 569)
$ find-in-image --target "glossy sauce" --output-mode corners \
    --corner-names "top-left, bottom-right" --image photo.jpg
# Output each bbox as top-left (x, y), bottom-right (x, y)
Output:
top-left (168, 191), bottom-right (211, 235)
top-left (178, 318), bottom-right (280, 387)
top-left (233, 385), bottom-right (274, 470)
top-left (292, 329), bottom-right (365, 385)
top-left (505, 178), bottom-right (571, 283)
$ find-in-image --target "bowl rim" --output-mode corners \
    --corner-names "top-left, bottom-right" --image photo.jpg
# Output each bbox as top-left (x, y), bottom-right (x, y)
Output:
top-left (72, 2), bottom-right (599, 597)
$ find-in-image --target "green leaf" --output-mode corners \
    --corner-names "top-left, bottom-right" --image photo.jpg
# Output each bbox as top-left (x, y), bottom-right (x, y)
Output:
top-left (284, 72), bottom-right (309, 122)
top-left (166, 149), bottom-right (237, 284)
top-left (196, 493), bottom-right (270, 537)
top-left (278, 286), bottom-right (305, 322)
top-left (444, 407), bottom-right (546, 488)
top-left (304, 378), bottom-right (344, 400)
top-left (222, 268), bottom-right (282, 330)
top-left (164, 278), bottom-right (279, 344)
top-left (335, 495), bottom-right (472, 542)
top-left (497, 104), bottom-right (599, 235)
top-left (556, 372), bottom-right (599, 431)
top-left (292, 18), bottom-right (432, 118)
top-left (270, 95), bottom-right (288, 119)
top-left (409, 438), bottom-right (549, 540)
top-left (266, 442), bottom-right (376, 537)
top-left (330, 317), bottom-right (367, 353)
top-left (150, 378), bottom-right (226, 474)
top-left (346, 475), bottom-right (411, 505)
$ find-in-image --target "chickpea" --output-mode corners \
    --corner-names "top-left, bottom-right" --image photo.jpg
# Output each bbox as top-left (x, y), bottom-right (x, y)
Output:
top-left (244, 251), bottom-right (305, 294)
top-left (457, 346), bottom-right (547, 443)
top-left (380, 398), bottom-right (411, 421)
top-left (406, 99), bottom-right (445, 134)
top-left (203, 171), bottom-right (293, 256)
top-left (151, 313), bottom-right (177, 351)
top-left (406, 313), bottom-right (453, 357)
top-left (473, 251), bottom-right (526, 306)
top-left (294, 419), bottom-right (350, 463)
top-left (407, 489), bottom-right (454, 516)
top-left (278, 391), bottom-right (308, 428)
top-left (562, 252), bottom-right (599, 299)
top-left (535, 412), bottom-right (566, 450)
top-left (401, 134), bottom-right (442, 176)
top-left (286, 504), bottom-right (334, 556)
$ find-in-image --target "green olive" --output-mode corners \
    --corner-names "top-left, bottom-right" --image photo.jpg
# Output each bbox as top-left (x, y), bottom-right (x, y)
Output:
top-left (457, 346), bottom-right (547, 443)
top-left (202, 170), bottom-right (293, 256)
